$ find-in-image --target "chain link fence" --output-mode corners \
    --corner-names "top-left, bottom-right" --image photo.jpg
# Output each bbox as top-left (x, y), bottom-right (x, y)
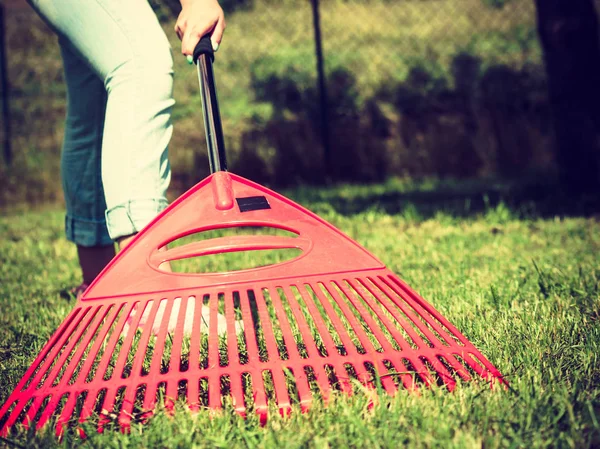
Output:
top-left (1, 0), bottom-right (550, 204)
top-left (183, 0), bottom-right (548, 187)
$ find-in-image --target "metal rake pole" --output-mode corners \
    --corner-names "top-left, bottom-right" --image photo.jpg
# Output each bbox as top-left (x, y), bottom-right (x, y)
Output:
top-left (310, 0), bottom-right (331, 181)
top-left (0, 3), bottom-right (12, 166)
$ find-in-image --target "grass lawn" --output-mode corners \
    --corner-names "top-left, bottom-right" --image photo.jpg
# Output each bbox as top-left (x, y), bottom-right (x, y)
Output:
top-left (0, 180), bottom-right (599, 448)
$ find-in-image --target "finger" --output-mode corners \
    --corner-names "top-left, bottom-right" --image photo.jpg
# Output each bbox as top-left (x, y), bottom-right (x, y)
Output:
top-left (174, 14), bottom-right (186, 40)
top-left (211, 16), bottom-right (226, 45)
top-left (210, 16), bottom-right (226, 51)
top-left (181, 27), bottom-right (204, 56)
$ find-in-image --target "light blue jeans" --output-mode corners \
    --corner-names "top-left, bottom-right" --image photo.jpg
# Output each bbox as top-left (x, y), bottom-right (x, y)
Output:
top-left (28, 0), bottom-right (174, 246)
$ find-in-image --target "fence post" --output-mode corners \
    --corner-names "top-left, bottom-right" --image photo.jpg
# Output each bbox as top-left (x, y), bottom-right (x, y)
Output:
top-left (310, 0), bottom-right (331, 180)
top-left (0, 3), bottom-right (11, 165)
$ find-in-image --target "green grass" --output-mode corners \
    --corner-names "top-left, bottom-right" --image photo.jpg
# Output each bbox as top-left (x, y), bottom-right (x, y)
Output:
top-left (0, 180), bottom-right (599, 448)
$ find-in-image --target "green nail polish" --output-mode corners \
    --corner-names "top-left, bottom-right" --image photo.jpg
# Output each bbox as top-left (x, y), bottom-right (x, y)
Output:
top-left (186, 55), bottom-right (193, 64)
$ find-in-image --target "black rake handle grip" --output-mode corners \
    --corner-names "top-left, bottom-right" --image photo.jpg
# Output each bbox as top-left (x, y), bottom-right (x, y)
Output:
top-left (193, 34), bottom-right (226, 173)
top-left (193, 34), bottom-right (214, 64)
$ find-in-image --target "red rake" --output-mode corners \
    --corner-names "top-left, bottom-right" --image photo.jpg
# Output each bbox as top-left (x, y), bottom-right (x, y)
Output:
top-left (0, 37), bottom-right (505, 437)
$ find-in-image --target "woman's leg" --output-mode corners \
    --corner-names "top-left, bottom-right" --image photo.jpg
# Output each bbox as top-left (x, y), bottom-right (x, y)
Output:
top-left (28, 0), bottom-right (174, 282)
top-left (59, 38), bottom-right (116, 285)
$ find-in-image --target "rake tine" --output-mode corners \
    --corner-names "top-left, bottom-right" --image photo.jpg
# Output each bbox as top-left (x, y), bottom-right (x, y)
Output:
top-left (186, 379), bottom-right (200, 413)
top-left (290, 367), bottom-right (312, 412)
top-left (76, 388), bottom-right (98, 428)
top-left (324, 282), bottom-right (376, 354)
top-left (408, 357), bottom-right (434, 387)
top-left (347, 279), bottom-right (409, 351)
top-left (267, 285), bottom-right (302, 359)
top-left (208, 374), bottom-right (220, 410)
top-left (255, 289), bottom-right (284, 363)
top-left (208, 293), bottom-right (219, 370)
top-left (239, 291), bottom-right (261, 364)
top-left (25, 308), bottom-right (87, 395)
top-left (141, 382), bottom-right (158, 417)
top-left (92, 301), bottom-right (139, 384)
top-left (336, 280), bottom-right (397, 353)
top-left (118, 383), bottom-right (142, 431)
top-left (356, 278), bottom-right (426, 350)
top-left (312, 366), bottom-right (333, 403)
top-left (97, 388), bottom-right (117, 432)
top-left (464, 351), bottom-right (505, 383)
top-left (76, 305), bottom-right (122, 385)
top-left (369, 277), bottom-right (446, 349)
top-left (229, 372), bottom-right (246, 416)
top-left (442, 354), bottom-right (472, 382)
top-left (0, 401), bottom-right (20, 434)
top-left (42, 308), bottom-right (100, 390)
top-left (224, 291), bottom-right (240, 366)
top-left (296, 284), bottom-right (338, 357)
top-left (292, 287), bottom-right (337, 401)
top-left (207, 295), bottom-right (221, 409)
top-left (187, 298), bottom-right (205, 411)
top-left (388, 358), bottom-right (418, 391)
top-left (456, 353), bottom-right (495, 382)
top-left (7, 309), bottom-right (79, 401)
top-left (163, 380), bottom-right (178, 409)
top-left (55, 393), bottom-right (79, 437)
top-left (3, 399), bottom-right (33, 433)
top-left (53, 306), bottom-right (109, 390)
top-left (109, 302), bottom-right (155, 383)
top-left (270, 368), bottom-right (292, 416)
top-left (21, 396), bottom-right (43, 431)
top-left (281, 286), bottom-right (316, 358)
top-left (251, 371), bottom-right (268, 419)
top-left (427, 356), bottom-right (457, 390)
top-left (374, 360), bottom-right (398, 394)
top-left (350, 362), bottom-right (372, 389)
top-left (330, 363), bottom-right (352, 395)
top-left (311, 365), bottom-right (332, 403)
top-left (31, 394), bottom-right (62, 433)
top-left (147, 298), bottom-right (176, 379)
top-left (163, 300), bottom-right (191, 406)
top-left (169, 296), bottom-right (190, 374)
top-left (310, 284), bottom-right (359, 357)
top-left (382, 276), bottom-right (463, 346)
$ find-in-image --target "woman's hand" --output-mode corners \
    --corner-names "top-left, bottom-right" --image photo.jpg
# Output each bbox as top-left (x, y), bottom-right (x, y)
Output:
top-left (175, 0), bottom-right (225, 57)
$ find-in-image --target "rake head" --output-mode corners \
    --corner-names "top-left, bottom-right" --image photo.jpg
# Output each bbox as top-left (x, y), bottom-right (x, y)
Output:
top-left (0, 172), bottom-right (505, 436)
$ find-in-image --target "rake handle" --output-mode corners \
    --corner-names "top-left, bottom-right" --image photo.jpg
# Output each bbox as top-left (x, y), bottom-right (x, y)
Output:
top-left (194, 35), bottom-right (227, 173)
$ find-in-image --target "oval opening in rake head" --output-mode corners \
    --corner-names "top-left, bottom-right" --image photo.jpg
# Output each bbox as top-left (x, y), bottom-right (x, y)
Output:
top-left (156, 226), bottom-right (303, 274)
top-left (164, 225), bottom-right (299, 247)
top-left (166, 248), bottom-right (304, 274)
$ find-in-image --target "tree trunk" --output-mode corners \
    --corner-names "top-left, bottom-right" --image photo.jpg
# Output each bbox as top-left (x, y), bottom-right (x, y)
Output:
top-left (535, 0), bottom-right (600, 194)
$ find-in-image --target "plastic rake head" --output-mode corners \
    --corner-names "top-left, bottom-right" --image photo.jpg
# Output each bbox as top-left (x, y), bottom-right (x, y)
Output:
top-left (0, 172), bottom-right (505, 436)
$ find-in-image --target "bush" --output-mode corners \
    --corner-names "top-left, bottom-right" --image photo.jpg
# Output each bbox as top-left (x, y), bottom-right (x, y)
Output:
top-left (481, 0), bottom-right (513, 10)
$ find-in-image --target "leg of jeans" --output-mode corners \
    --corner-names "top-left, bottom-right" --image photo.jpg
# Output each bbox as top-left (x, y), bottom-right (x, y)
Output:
top-left (59, 41), bottom-right (113, 247)
top-left (28, 0), bottom-right (174, 241)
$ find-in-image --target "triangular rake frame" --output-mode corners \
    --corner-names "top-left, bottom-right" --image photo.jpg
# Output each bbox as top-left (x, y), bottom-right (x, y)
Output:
top-left (0, 172), bottom-right (505, 436)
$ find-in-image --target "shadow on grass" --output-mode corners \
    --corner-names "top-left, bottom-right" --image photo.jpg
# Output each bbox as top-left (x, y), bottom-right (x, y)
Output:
top-left (286, 176), bottom-right (600, 219)
top-left (230, 50), bottom-right (553, 190)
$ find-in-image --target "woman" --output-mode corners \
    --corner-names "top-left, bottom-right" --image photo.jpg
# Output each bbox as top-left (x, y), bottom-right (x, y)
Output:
top-left (27, 0), bottom-right (226, 294)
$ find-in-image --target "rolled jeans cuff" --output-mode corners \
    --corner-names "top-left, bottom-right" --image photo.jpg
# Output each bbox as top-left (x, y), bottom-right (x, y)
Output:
top-left (105, 198), bottom-right (168, 241)
top-left (65, 215), bottom-right (114, 247)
